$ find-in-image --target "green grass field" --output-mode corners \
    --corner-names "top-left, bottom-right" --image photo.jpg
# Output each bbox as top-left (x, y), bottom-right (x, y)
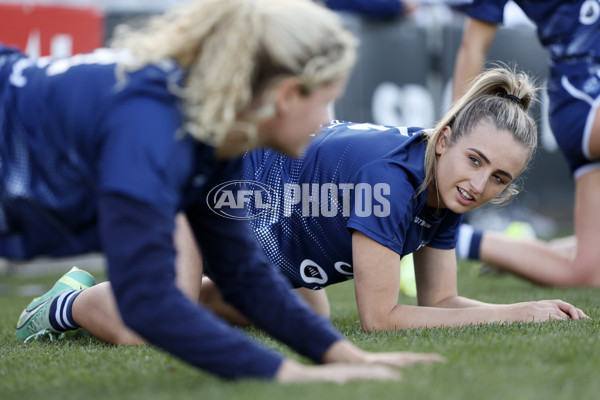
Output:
top-left (1, 262), bottom-right (599, 400)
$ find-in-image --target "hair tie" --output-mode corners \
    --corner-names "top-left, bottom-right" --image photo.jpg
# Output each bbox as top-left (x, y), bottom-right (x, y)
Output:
top-left (503, 93), bottom-right (521, 105)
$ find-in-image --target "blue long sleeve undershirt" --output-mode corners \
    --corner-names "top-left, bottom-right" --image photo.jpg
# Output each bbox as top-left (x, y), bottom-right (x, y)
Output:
top-left (100, 193), bottom-right (341, 379)
top-left (186, 200), bottom-right (342, 363)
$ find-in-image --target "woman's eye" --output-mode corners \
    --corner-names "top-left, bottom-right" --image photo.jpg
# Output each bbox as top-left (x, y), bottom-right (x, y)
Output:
top-left (469, 156), bottom-right (479, 165)
top-left (493, 174), bottom-right (506, 184)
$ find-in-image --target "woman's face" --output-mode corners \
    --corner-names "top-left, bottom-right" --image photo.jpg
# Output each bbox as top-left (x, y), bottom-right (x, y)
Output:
top-left (429, 119), bottom-right (529, 213)
top-left (257, 76), bottom-right (348, 156)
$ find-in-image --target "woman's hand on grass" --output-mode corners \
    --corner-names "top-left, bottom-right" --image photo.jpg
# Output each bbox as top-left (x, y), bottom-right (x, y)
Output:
top-left (358, 350), bottom-right (446, 367)
top-left (275, 351), bottom-right (443, 384)
top-left (322, 340), bottom-right (444, 365)
top-left (275, 340), bottom-right (444, 383)
top-left (275, 359), bottom-right (402, 384)
top-left (507, 300), bottom-right (588, 322)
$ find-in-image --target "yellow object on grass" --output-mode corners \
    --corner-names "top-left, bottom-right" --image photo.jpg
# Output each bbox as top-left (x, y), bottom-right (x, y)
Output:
top-left (400, 253), bottom-right (417, 298)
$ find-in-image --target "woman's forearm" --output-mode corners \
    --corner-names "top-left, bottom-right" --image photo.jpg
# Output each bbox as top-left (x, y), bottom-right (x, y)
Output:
top-left (363, 297), bottom-right (585, 331)
top-left (431, 295), bottom-right (499, 309)
top-left (364, 303), bottom-right (506, 331)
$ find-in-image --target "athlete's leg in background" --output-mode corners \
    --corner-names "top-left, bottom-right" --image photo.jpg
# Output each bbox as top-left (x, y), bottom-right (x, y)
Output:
top-left (477, 232), bottom-right (574, 285)
top-left (173, 214), bottom-right (203, 300)
top-left (568, 167), bottom-right (600, 286)
top-left (563, 100), bottom-right (600, 285)
top-left (295, 287), bottom-right (330, 318)
top-left (199, 279), bottom-right (331, 325)
top-left (198, 277), bottom-right (251, 326)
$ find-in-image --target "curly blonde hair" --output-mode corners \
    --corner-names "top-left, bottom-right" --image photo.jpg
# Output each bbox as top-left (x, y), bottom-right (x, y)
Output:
top-left (420, 66), bottom-right (539, 204)
top-left (110, 0), bottom-right (357, 145)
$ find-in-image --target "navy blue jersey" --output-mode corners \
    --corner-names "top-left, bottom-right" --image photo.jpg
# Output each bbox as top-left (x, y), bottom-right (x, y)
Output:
top-left (468, 0), bottom-right (600, 62)
top-left (242, 121), bottom-right (463, 289)
top-left (0, 47), bottom-right (341, 379)
top-left (0, 47), bottom-right (197, 257)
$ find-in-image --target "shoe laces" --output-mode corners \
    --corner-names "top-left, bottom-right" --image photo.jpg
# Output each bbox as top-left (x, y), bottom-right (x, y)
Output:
top-left (23, 308), bottom-right (60, 343)
top-left (23, 328), bottom-right (63, 343)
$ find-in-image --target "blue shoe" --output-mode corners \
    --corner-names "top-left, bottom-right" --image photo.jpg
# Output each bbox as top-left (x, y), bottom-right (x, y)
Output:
top-left (16, 266), bottom-right (96, 342)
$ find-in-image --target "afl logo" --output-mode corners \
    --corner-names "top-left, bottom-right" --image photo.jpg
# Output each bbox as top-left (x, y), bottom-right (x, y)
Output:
top-left (206, 180), bottom-right (278, 220)
top-left (580, 0), bottom-right (600, 25)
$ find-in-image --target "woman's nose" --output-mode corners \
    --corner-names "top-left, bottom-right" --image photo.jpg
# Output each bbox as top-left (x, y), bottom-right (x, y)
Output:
top-left (469, 171), bottom-right (487, 194)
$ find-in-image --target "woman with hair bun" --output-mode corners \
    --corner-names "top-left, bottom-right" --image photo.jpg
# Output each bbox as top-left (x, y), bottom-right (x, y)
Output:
top-left (198, 67), bottom-right (587, 330)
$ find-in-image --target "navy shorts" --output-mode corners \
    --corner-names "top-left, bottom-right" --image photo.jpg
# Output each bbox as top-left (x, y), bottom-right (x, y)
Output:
top-left (548, 58), bottom-right (600, 178)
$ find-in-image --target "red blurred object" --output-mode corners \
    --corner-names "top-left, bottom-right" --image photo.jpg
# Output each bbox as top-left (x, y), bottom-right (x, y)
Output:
top-left (0, 3), bottom-right (104, 57)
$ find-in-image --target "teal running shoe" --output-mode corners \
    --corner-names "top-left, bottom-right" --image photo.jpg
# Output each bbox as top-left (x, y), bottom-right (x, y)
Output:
top-left (16, 266), bottom-right (96, 342)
